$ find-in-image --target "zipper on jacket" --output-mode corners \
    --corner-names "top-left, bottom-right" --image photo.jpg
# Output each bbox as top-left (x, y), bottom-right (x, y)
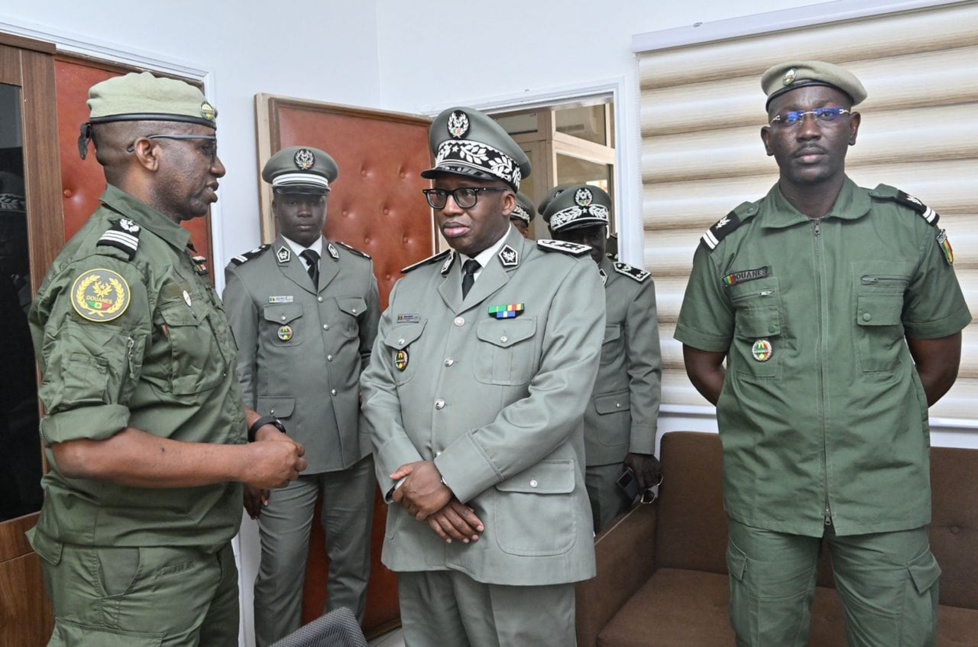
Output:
top-left (812, 218), bottom-right (833, 529)
top-left (860, 276), bottom-right (909, 287)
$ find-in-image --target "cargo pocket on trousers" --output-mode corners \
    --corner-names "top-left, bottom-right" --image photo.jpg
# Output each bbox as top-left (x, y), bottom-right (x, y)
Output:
top-left (902, 549), bottom-right (941, 645)
top-left (726, 539), bottom-right (750, 639)
top-left (49, 620), bottom-right (162, 647)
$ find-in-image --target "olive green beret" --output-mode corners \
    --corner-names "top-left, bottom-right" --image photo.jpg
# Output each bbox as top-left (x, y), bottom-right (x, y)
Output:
top-left (422, 107), bottom-right (530, 190)
top-left (87, 72), bottom-right (218, 127)
top-left (543, 184), bottom-right (612, 233)
top-left (510, 192), bottom-right (535, 226)
top-left (762, 60), bottom-right (867, 108)
top-left (263, 146), bottom-right (338, 193)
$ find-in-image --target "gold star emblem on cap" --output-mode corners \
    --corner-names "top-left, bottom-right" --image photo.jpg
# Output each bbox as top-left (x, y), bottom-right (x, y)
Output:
top-left (783, 68), bottom-right (796, 86)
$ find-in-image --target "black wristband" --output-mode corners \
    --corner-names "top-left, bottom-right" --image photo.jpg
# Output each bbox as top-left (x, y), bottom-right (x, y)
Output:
top-left (248, 415), bottom-right (287, 442)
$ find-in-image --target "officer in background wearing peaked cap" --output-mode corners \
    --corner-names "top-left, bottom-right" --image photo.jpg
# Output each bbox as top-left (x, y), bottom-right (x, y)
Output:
top-left (223, 145), bottom-right (380, 645)
top-left (509, 191), bottom-right (535, 237)
top-left (676, 60), bottom-right (970, 646)
top-left (361, 106), bottom-right (604, 646)
top-left (29, 71), bottom-right (307, 646)
top-left (544, 184), bottom-right (662, 532)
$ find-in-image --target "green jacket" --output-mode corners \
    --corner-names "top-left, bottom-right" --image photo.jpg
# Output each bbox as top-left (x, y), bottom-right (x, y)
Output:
top-left (223, 235), bottom-right (380, 473)
top-left (361, 228), bottom-right (604, 585)
top-left (675, 179), bottom-right (971, 536)
top-left (29, 185), bottom-right (245, 551)
top-left (584, 257), bottom-right (661, 465)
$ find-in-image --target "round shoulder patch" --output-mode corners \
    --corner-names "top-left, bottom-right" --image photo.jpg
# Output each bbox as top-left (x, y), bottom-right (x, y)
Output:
top-left (71, 268), bottom-right (131, 322)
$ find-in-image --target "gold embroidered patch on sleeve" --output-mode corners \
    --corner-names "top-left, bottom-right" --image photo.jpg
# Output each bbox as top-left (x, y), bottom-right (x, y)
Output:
top-left (70, 268), bottom-right (131, 322)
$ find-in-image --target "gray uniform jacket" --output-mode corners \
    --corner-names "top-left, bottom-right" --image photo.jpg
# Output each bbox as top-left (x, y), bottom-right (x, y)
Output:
top-left (360, 227), bottom-right (605, 586)
top-left (224, 235), bottom-right (380, 474)
top-left (586, 257), bottom-right (661, 466)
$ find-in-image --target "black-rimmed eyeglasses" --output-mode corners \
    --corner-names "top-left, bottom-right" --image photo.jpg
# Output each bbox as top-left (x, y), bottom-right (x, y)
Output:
top-left (423, 187), bottom-right (507, 210)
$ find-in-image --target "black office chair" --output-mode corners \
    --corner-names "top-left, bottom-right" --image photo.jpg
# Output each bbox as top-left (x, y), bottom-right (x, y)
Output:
top-left (270, 607), bottom-right (368, 647)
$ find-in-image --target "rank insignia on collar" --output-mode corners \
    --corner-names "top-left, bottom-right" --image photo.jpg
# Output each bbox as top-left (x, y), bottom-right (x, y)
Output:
top-left (498, 245), bottom-right (518, 267)
top-left (191, 254), bottom-right (209, 276)
top-left (599, 268), bottom-right (608, 286)
top-left (394, 349), bottom-right (409, 371)
top-left (488, 303), bottom-right (524, 319)
top-left (441, 251), bottom-right (456, 275)
top-left (276, 246), bottom-right (291, 263)
top-left (936, 230), bottom-right (954, 265)
top-left (327, 243), bottom-right (339, 260)
top-left (70, 268), bottom-right (130, 323)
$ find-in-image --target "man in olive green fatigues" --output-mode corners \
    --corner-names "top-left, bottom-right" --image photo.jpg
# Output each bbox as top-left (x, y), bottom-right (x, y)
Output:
top-left (543, 185), bottom-right (662, 532)
top-left (676, 61), bottom-right (970, 647)
top-left (224, 146), bottom-right (380, 644)
top-left (28, 72), bottom-right (306, 646)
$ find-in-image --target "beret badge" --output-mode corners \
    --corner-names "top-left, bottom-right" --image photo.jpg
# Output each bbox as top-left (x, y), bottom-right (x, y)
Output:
top-left (294, 148), bottom-right (315, 170)
top-left (200, 101), bottom-right (217, 121)
top-left (447, 110), bottom-right (470, 139)
top-left (575, 187), bottom-right (593, 207)
top-left (783, 68), bottom-right (797, 86)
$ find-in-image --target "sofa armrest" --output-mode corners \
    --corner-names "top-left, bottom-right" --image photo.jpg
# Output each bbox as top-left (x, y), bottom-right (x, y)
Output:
top-left (575, 503), bottom-right (658, 647)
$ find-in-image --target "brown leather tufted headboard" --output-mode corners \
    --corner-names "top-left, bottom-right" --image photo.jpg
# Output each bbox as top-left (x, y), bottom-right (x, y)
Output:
top-left (256, 96), bottom-right (433, 310)
top-left (55, 57), bottom-right (213, 279)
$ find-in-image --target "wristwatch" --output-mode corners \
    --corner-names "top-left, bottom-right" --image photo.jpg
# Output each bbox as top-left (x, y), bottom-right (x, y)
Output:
top-left (248, 415), bottom-right (287, 442)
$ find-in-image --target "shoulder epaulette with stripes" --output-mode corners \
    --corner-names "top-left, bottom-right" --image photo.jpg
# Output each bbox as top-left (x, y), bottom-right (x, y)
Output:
top-left (334, 240), bottom-right (371, 259)
top-left (537, 239), bottom-right (591, 256)
top-left (97, 218), bottom-right (141, 260)
top-left (700, 209), bottom-right (744, 252)
top-left (613, 262), bottom-right (650, 283)
top-left (402, 249), bottom-right (452, 274)
top-left (229, 244), bottom-right (271, 266)
top-left (870, 184), bottom-right (939, 226)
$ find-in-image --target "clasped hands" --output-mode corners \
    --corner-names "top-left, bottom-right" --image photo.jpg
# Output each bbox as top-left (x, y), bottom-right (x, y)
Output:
top-left (391, 460), bottom-right (484, 544)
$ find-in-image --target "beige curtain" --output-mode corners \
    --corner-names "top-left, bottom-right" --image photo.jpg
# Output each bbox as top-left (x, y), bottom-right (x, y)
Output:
top-left (637, 1), bottom-right (978, 420)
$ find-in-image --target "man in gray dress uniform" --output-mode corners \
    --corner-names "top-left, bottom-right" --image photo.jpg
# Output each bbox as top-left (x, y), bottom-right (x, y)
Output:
top-left (223, 146), bottom-right (381, 645)
top-left (360, 107), bottom-right (605, 646)
top-left (543, 185), bottom-right (662, 532)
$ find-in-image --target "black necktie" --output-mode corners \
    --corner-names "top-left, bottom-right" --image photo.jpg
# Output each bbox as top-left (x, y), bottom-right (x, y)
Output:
top-left (461, 259), bottom-right (480, 299)
top-left (300, 249), bottom-right (320, 289)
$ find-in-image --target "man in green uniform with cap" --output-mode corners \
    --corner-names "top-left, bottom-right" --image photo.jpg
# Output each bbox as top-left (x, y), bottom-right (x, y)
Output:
top-left (675, 61), bottom-right (971, 646)
top-left (223, 146), bottom-right (381, 644)
top-left (28, 72), bottom-right (307, 646)
top-left (361, 106), bottom-right (604, 646)
top-left (543, 184), bottom-right (662, 533)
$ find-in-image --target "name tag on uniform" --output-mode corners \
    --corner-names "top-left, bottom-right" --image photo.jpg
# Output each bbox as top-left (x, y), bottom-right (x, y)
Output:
top-left (269, 296), bottom-right (294, 303)
top-left (397, 313), bottom-right (421, 324)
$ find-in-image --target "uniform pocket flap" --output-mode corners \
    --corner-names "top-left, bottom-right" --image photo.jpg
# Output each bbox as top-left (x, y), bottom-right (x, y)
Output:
top-left (337, 296), bottom-right (367, 317)
top-left (158, 299), bottom-right (200, 326)
top-left (384, 321), bottom-right (426, 350)
top-left (51, 620), bottom-right (162, 646)
top-left (496, 459), bottom-right (575, 494)
top-left (727, 540), bottom-right (748, 581)
top-left (27, 529), bottom-right (63, 567)
top-left (595, 391), bottom-right (630, 414)
top-left (735, 306), bottom-right (781, 339)
top-left (476, 318), bottom-right (537, 348)
top-left (262, 304), bottom-right (304, 325)
top-left (603, 324), bottom-right (622, 343)
top-left (257, 396), bottom-right (295, 418)
top-left (908, 550), bottom-right (941, 594)
top-left (856, 294), bottom-right (903, 326)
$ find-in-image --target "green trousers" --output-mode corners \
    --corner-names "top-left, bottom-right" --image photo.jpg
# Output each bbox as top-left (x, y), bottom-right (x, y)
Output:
top-left (727, 519), bottom-right (940, 647)
top-left (34, 533), bottom-right (239, 647)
